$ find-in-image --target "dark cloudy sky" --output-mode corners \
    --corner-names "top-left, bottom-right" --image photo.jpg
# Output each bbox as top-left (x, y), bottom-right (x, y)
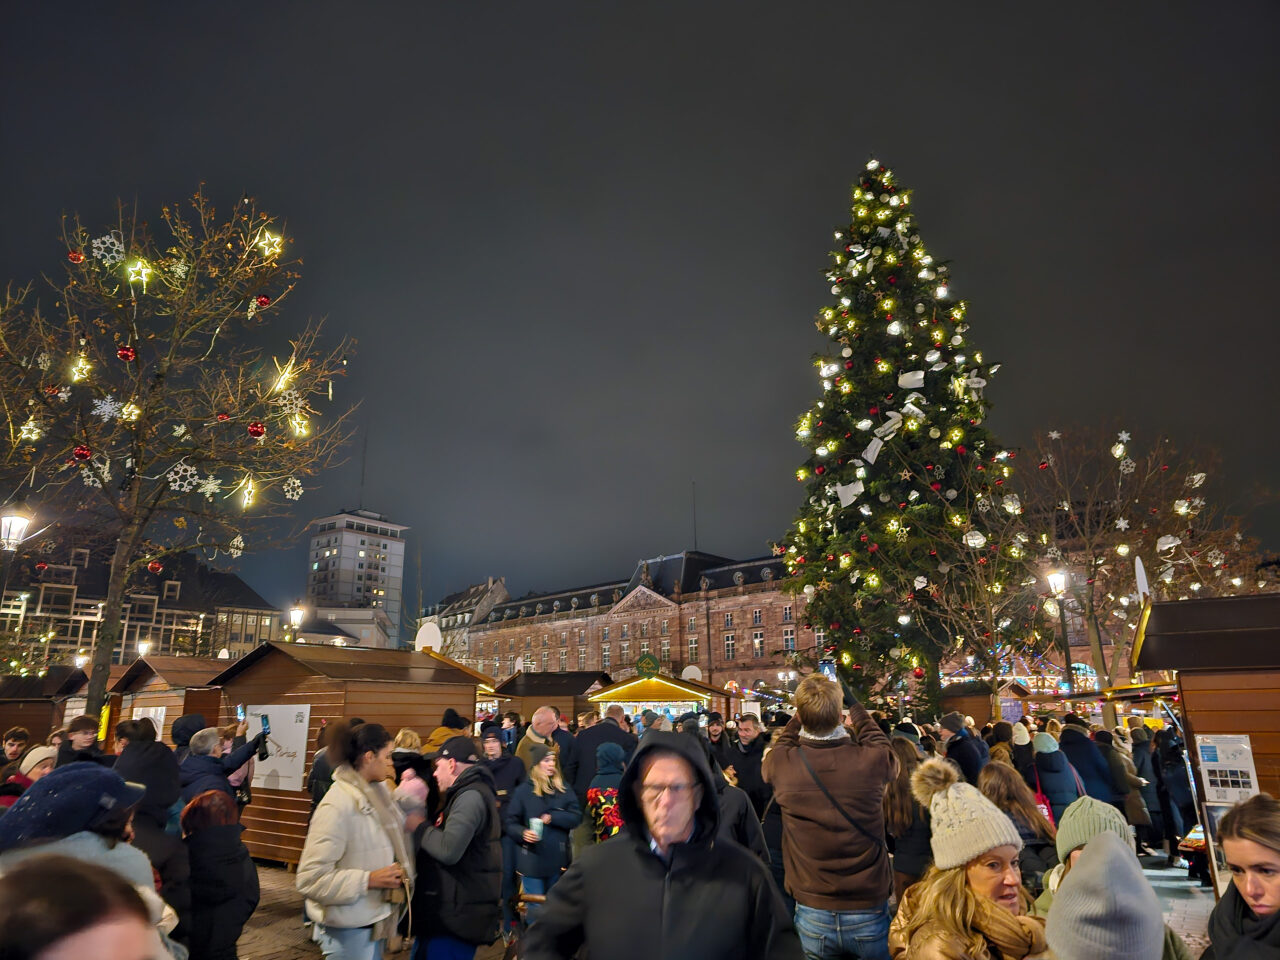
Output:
top-left (4, 4), bottom-right (1277, 623)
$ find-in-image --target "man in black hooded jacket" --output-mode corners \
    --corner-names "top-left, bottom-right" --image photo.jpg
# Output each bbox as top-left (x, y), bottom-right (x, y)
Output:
top-left (523, 730), bottom-right (800, 960)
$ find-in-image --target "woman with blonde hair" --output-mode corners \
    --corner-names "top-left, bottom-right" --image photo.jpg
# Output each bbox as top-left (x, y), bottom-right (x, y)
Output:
top-left (885, 737), bottom-right (932, 899)
top-left (889, 757), bottom-right (1046, 959)
top-left (502, 743), bottom-right (579, 920)
top-left (1044, 718), bottom-right (1062, 741)
top-left (1204, 792), bottom-right (1280, 957)
top-left (978, 761), bottom-right (1057, 895)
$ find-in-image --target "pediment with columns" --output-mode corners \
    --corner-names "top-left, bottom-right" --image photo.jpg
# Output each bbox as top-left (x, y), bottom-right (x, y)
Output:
top-left (606, 585), bottom-right (678, 619)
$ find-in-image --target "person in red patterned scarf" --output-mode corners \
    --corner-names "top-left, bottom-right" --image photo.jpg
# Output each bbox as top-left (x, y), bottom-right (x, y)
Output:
top-left (587, 742), bottom-right (627, 842)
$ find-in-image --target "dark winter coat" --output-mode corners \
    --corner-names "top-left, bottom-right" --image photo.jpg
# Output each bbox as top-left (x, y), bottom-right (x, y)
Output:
top-left (1012, 742), bottom-right (1037, 789)
top-left (944, 727), bottom-right (989, 785)
top-left (306, 746), bottom-right (333, 813)
top-left (1131, 741), bottom-right (1163, 821)
top-left (413, 762), bottom-right (502, 946)
top-left (131, 811), bottom-right (192, 944)
top-left (570, 718), bottom-right (636, 803)
top-left (1009, 812), bottom-right (1058, 894)
top-left (1057, 726), bottom-right (1117, 803)
top-left (54, 739), bottom-right (111, 768)
top-left (728, 734), bottom-right (771, 816)
top-left (887, 803), bottom-right (932, 879)
top-left (716, 776), bottom-right (769, 862)
top-left (114, 739), bottom-right (181, 826)
top-left (170, 714), bottom-right (207, 765)
top-left (707, 729), bottom-right (738, 774)
top-left (1203, 881), bottom-right (1280, 959)
top-left (185, 823), bottom-right (259, 960)
top-left (521, 731), bottom-right (802, 960)
top-left (551, 727), bottom-right (579, 790)
top-left (504, 778), bottom-right (580, 880)
top-left (1160, 741), bottom-right (1196, 809)
top-left (482, 753), bottom-right (525, 816)
top-left (179, 737), bottom-right (262, 803)
top-left (1033, 749), bottom-right (1084, 825)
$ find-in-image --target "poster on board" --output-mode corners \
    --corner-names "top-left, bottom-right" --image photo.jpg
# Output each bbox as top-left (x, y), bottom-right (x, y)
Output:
top-left (1196, 734), bottom-right (1259, 804)
top-left (248, 704), bottom-right (310, 792)
top-left (132, 706), bottom-right (167, 739)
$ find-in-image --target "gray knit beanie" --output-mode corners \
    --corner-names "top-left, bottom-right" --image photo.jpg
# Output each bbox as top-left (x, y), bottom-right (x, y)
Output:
top-left (911, 757), bottom-right (1023, 869)
top-left (1046, 831), bottom-right (1163, 960)
top-left (939, 712), bottom-right (966, 734)
top-left (1011, 723), bottom-right (1031, 746)
top-left (1055, 794), bottom-right (1130, 862)
top-left (1032, 732), bottom-right (1059, 754)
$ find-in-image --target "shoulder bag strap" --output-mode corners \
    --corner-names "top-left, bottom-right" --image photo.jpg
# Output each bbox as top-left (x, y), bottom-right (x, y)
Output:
top-left (797, 746), bottom-right (887, 854)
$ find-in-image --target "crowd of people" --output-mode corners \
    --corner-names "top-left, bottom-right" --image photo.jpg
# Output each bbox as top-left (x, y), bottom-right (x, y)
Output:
top-left (0, 684), bottom-right (1278, 960)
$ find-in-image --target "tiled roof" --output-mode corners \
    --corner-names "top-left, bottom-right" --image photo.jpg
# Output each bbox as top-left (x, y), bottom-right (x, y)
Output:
top-left (492, 670), bottom-right (613, 698)
top-left (208, 641), bottom-right (480, 686)
top-left (110, 656), bottom-right (226, 693)
top-left (0, 665), bottom-right (86, 699)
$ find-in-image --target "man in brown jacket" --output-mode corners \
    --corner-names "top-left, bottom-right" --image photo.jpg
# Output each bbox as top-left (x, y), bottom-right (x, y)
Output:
top-left (763, 675), bottom-right (896, 960)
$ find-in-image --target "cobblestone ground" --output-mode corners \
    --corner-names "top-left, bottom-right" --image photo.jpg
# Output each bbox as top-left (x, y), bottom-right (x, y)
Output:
top-left (241, 857), bottom-right (1212, 959)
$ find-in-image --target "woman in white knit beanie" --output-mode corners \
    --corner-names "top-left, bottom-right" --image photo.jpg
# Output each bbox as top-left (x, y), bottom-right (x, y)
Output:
top-left (889, 757), bottom-right (1046, 959)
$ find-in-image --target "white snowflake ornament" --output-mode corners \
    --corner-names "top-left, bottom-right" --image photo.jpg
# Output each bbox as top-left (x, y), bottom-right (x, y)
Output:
top-left (1115, 517), bottom-right (1130, 531)
top-left (35, 353), bottom-right (50, 371)
top-left (1206, 548), bottom-right (1226, 567)
top-left (1048, 430), bottom-right (1062, 440)
top-left (197, 475), bottom-right (222, 500)
top-left (1118, 457), bottom-right (1136, 475)
top-left (167, 462), bottom-right (199, 493)
top-left (81, 455), bottom-right (111, 488)
top-left (91, 395), bottom-right (122, 421)
top-left (228, 535), bottom-right (245, 559)
top-left (282, 476), bottom-right (304, 501)
top-left (172, 424), bottom-right (188, 439)
top-left (91, 232), bottom-right (125, 266)
top-left (168, 261), bottom-right (189, 279)
top-left (275, 390), bottom-right (306, 416)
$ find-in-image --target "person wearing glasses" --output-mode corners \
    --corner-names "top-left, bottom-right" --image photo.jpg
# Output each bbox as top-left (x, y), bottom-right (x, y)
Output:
top-left (523, 730), bottom-right (801, 960)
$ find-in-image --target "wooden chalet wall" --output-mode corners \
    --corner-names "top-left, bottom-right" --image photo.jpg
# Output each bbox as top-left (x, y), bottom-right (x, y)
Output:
top-left (218, 649), bottom-right (477, 866)
top-left (1179, 669), bottom-right (1280, 798)
top-left (121, 679), bottom-right (224, 743)
top-left (0, 700), bottom-right (64, 739)
top-left (503, 693), bottom-right (596, 724)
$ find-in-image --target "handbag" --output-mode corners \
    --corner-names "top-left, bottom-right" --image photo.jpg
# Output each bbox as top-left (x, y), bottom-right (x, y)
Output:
top-left (798, 747), bottom-right (887, 863)
top-left (1032, 767), bottom-right (1056, 827)
top-left (1070, 765), bottom-right (1087, 799)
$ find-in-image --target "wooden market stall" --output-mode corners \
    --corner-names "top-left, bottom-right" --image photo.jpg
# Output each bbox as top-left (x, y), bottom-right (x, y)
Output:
top-left (588, 661), bottom-right (738, 721)
top-left (207, 641), bottom-right (480, 865)
top-left (0, 666), bottom-right (86, 740)
top-left (491, 670), bottom-right (612, 724)
top-left (1133, 593), bottom-right (1280, 798)
top-left (110, 656), bottom-right (226, 743)
top-left (939, 679), bottom-right (1031, 728)
top-left (423, 650), bottom-right (504, 719)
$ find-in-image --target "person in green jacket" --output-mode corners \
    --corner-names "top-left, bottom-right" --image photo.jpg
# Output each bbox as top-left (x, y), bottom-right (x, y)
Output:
top-left (1034, 796), bottom-right (1192, 960)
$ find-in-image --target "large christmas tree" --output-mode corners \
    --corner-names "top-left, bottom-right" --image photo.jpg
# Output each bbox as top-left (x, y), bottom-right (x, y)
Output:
top-left (782, 160), bottom-right (1037, 707)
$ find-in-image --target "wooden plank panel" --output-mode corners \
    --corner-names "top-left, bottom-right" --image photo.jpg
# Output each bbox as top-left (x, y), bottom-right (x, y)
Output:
top-left (125, 690), bottom-right (186, 742)
top-left (0, 702), bottom-right (61, 741)
top-left (1180, 670), bottom-right (1280, 693)
top-left (1181, 690), bottom-right (1280, 713)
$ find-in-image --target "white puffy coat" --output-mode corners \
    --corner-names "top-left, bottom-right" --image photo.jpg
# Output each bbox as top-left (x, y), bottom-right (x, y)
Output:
top-left (296, 765), bottom-right (400, 929)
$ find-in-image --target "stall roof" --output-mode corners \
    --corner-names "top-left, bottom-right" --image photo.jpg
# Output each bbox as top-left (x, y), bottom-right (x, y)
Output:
top-left (589, 674), bottom-right (723, 704)
top-left (0, 665), bottom-right (87, 700)
top-left (492, 671), bottom-right (612, 699)
top-left (1132, 593), bottom-right (1280, 672)
top-left (208, 642), bottom-right (481, 686)
top-left (1060, 682), bottom-right (1178, 703)
top-left (423, 650), bottom-right (499, 697)
top-left (939, 679), bottom-right (1030, 698)
top-left (111, 656), bottom-right (226, 693)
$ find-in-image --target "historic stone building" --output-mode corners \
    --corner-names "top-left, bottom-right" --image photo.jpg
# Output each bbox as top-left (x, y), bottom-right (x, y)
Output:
top-left (465, 551), bottom-right (815, 696)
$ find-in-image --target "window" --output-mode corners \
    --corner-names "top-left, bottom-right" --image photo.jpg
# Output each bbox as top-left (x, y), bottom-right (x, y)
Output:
top-left (660, 638), bottom-right (670, 661)
top-left (524, 654), bottom-right (535, 672)
top-left (640, 640), bottom-right (650, 656)
top-left (640, 621), bottom-right (649, 637)
top-left (752, 608), bottom-right (763, 626)
top-left (508, 655), bottom-right (515, 675)
top-left (542, 651), bottom-right (549, 671)
top-left (783, 627), bottom-right (796, 652)
top-left (542, 635), bottom-right (548, 648)
top-left (162, 581), bottom-right (180, 601)
top-left (577, 649), bottom-right (586, 670)
top-left (724, 612), bottom-right (734, 628)
top-left (508, 639), bottom-right (515, 652)
top-left (560, 631), bottom-right (567, 646)
top-left (783, 605), bottom-right (793, 622)
top-left (661, 619), bottom-right (668, 635)
top-left (621, 624), bottom-right (630, 639)
top-left (752, 630), bottom-right (764, 658)
top-left (602, 626), bottom-right (610, 642)
top-left (602, 644), bottom-right (611, 669)
top-left (688, 617), bottom-right (697, 633)
top-left (814, 629), bottom-right (826, 648)
top-left (724, 634), bottom-right (736, 660)
top-left (493, 659), bottom-right (500, 676)
top-left (577, 629), bottom-right (586, 645)
top-left (559, 649), bottom-right (567, 671)
top-left (621, 640), bottom-right (631, 660)
top-left (688, 637), bottom-right (698, 662)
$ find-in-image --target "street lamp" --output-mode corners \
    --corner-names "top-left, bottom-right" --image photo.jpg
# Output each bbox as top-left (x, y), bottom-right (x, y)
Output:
top-left (137, 640), bottom-right (152, 657)
top-left (288, 601), bottom-right (305, 641)
top-left (1047, 570), bottom-right (1075, 695)
top-left (0, 501), bottom-right (33, 552)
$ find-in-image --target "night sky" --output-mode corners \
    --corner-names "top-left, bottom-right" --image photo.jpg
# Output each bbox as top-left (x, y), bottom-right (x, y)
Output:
top-left (4, 4), bottom-right (1278, 624)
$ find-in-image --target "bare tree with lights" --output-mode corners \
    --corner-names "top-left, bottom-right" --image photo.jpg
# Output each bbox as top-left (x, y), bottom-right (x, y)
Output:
top-left (1023, 427), bottom-right (1274, 721)
top-left (0, 191), bottom-right (356, 712)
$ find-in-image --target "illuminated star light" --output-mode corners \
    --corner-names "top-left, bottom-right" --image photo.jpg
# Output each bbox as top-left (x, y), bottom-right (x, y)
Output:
top-left (127, 260), bottom-right (152, 290)
top-left (257, 230), bottom-right (283, 257)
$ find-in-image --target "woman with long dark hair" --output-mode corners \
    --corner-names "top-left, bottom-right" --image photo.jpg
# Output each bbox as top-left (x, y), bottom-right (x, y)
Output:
top-left (883, 737), bottom-right (932, 900)
top-left (978, 761), bottom-right (1058, 895)
top-left (297, 721), bottom-right (415, 960)
top-left (183, 789), bottom-right (259, 960)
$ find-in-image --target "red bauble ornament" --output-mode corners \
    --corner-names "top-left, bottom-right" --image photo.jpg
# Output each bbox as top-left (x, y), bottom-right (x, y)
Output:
top-left (814, 465), bottom-right (825, 475)
top-left (44, 384), bottom-right (59, 396)
top-left (35, 561), bottom-right (48, 573)
top-left (851, 663), bottom-right (863, 671)
top-left (1038, 461), bottom-right (1049, 470)
top-left (888, 276), bottom-right (896, 285)
top-left (255, 295), bottom-right (271, 307)
top-left (844, 360), bottom-right (854, 370)
top-left (869, 406), bottom-right (879, 416)
top-left (216, 412), bottom-right (230, 422)
top-left (913, 666), bottom-right (926, 680)
top-left (830, 622), bottom-right (841, 630)
top-left (67, 250), bottom-right (85, 264)
top-left (72, 444), bottom-right (92, 461)
top-left (247, 421), bottom-right (267, 439)
top-left (147, 560), bottom-right (163, 574)
top-left (117, 345), bottom-right (137, 362)
top-left (955, 445), bottom-right (967, 455)
top-left (931, 482), bottom-right (942, 491)
top-left (868, 543), bottom-right (879, 552)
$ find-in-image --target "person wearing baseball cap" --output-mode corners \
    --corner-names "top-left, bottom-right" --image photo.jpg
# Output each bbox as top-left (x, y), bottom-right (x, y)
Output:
top-left (412, 734), bottom-right (502, 955)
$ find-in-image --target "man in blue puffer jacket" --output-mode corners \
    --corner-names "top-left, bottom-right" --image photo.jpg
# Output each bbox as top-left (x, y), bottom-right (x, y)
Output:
top-left (179, 724), bottom-right (265, 803)
top-left (1056, 715), bottom-right (1118, 805)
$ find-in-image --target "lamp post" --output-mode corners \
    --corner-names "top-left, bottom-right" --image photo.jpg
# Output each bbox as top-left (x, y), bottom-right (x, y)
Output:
top-left (137, 639), bottom-right (152, 658)
top-left (1047, 571), bottom-right (1075, 695)
top-left (289, 601), bottom-right (304, 642)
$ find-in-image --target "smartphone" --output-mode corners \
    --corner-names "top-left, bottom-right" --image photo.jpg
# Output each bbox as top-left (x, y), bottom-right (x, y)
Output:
top-left (235, 704), bottom-right (246, 723)
top-left (259, 713), bottom-right (271, 736)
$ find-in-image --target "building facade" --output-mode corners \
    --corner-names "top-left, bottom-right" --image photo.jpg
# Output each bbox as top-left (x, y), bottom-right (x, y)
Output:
top-left (306, 509), bottom-right (408, 646)
top-left (419, 577), bottom-right (509, 659)
top-left (465, 551), bottom-right (814, 696)
top-left (0, 549), bottom-right (281, 670)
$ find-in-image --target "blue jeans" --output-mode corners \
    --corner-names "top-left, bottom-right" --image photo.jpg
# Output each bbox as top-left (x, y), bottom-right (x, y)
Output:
top-left (520, 874), bottom-right (560, 924)
top-left (314, 923), bottom-right (383, 960)
top-left (411, 935), bottom-right (475, 960)
top-left (793, 902), bottom-right (891, 960)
